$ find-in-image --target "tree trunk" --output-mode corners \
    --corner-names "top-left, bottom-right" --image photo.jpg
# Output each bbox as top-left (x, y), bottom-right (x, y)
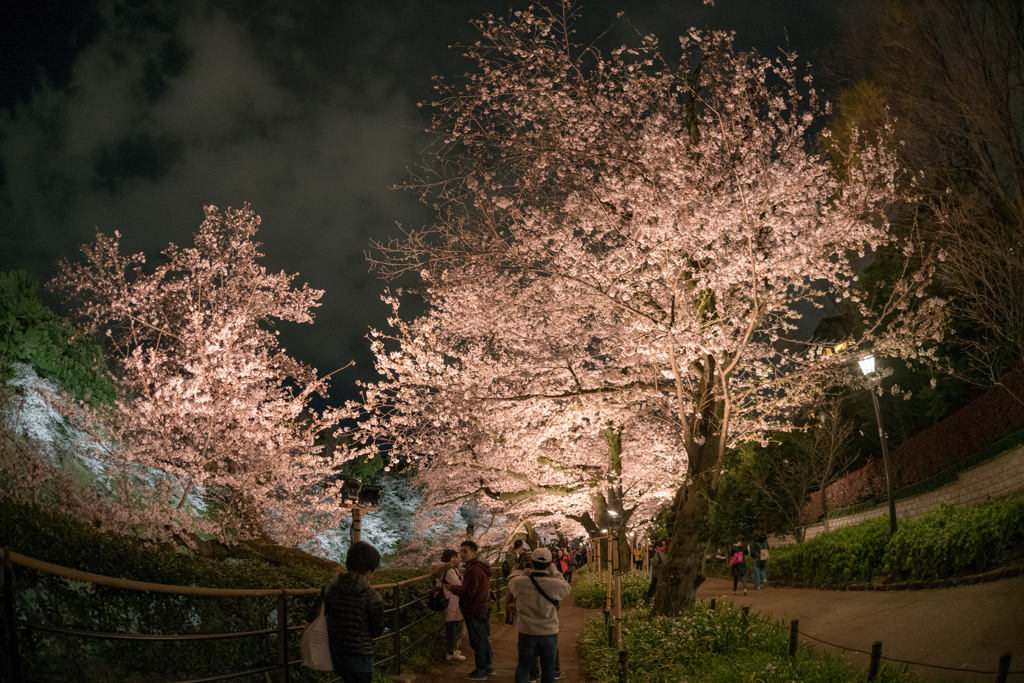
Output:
top-left (651, 478), bottom-right (712, 615)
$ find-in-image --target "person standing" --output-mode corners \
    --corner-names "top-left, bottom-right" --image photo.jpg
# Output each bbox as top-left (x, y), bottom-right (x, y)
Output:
top-left (447, 540), bottom-right (494, 680)
top-left (504, 539), bottom-right (525, 579)
top-left (508, 548), bottom-right (572, 683)
top-left (632, 544), bottom-right (643, 570)
top-left (644, 542), bottom-right (666, 603)
top-left (431, 549), bottom-right (466, 660)
top-left (730, 536), bottom-right (748, 596)
top-left (307, 541), bottom-right (384, 683)
top-left (750, 530), bottom-right (769, 589)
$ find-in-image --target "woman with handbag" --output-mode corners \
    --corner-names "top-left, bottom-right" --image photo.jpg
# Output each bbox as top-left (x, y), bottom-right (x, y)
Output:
top-left (305, 541), bottom-right (384, 683)
top-left (729, 537), bottom-right (748, 596)
top-left (751, 530), bottom-right (769, 589)
top-left (431, 548), bottom-right (466, 661)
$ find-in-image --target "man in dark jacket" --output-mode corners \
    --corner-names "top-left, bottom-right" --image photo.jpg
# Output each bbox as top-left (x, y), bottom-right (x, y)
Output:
top-left (448, 540), bottom-right (494, 680)
top-left (308, 541), bottom-right (384, 683)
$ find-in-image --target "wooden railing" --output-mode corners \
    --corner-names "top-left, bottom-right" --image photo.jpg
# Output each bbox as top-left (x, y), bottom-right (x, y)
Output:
top-left (1, 547), bottom-right (508, 683)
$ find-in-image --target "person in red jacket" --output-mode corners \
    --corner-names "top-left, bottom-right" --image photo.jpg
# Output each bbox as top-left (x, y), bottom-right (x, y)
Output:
top-left (447, 540), bottom-right (494, 680)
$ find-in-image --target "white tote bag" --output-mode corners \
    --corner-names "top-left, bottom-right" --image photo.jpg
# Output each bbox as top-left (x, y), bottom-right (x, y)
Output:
top-left (300, 591), bottom-right (334, 671)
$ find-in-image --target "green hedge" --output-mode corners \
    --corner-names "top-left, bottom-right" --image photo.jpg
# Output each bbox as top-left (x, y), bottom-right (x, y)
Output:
top-left (578, 603), bottom-right (915, 683)
top-left (767, 494), bottom-right (1024, 585)
top-left (1, 498), bottom-right (438, 682)
top-left (573, 568), bottom-right (650, 609)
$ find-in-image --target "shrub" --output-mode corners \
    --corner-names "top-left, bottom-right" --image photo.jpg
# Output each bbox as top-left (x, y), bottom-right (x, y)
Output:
top-left (573, 567), bottom-right (651, 609)
top-left (578, 603), bottom-right (915, 683)
top-left (766, 495), bottom-right (1024, 585)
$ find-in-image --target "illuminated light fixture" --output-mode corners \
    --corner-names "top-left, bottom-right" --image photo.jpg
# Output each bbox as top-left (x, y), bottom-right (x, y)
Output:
top-left (858, 355), bottom-right (875, 375)
top-left (607, 510), bottom-right (619, 516)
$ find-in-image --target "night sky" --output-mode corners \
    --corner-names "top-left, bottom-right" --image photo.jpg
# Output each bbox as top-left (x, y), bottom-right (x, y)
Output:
top-left (0, 0), bottom-right (871, 405)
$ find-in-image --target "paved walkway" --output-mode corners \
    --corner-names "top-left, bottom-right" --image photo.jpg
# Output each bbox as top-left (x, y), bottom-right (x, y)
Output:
top-left (416, 576), bottom-right (599, 683)
top-left (698, 575), bottom-right (1024, 681)
top-left (416, 574), bottom-right (1023, 682)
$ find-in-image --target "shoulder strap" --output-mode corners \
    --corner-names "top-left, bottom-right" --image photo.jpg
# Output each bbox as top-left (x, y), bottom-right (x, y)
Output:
top-left (529, 574), bottom-right (559, 606)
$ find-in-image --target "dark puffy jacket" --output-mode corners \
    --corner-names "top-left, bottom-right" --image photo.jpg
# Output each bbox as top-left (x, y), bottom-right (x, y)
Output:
top-left (308, 572), bottom-right (384, 664)
top-left (449, 559), bottom-right (492, 617)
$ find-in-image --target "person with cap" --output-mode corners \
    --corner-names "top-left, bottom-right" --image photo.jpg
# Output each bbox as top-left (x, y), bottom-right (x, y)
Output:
top-left (507, 547), bottom-right (571, 683)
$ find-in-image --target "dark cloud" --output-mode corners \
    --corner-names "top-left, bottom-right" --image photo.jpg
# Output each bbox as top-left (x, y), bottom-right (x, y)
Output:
top-left (0, 0), bottom-right (866, 406)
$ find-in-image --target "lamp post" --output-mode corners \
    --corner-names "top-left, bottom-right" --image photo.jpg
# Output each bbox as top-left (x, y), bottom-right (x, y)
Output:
top-left (859, 356), bottom-right (897, 535)
top-left (340, 480), bottom-right (380, 545)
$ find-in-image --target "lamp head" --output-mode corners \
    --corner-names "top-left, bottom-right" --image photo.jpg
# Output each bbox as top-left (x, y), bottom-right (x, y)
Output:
top-left (858, 355), bottom-right (875, 376)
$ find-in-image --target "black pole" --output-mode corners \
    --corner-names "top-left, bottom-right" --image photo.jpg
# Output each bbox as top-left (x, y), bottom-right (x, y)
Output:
top-left (3, 551), bottom-right (24, 683)
top-left (618, 648), bottom-right (628, 683)
top-left (996, 652), bottom-right (1012, 683)
top-left (868, 641), bottom-right (882, 681)
top-left (870, 388), bottom-right (898, 535)
top-left (276, 594), bottom-right (288, 683)
top-left (392, 585), bottom-right (402, 675)
top-left (788, 620), bottom-right (799, 657)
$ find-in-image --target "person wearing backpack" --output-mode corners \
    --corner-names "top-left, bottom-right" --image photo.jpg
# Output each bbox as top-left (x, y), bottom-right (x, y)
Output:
top-left (305, 541), bottom-right (384, 683)
top-left (508, 548), bottom-right (572, 683)
top-left (750, 530), bottom-right (769, 589)
top-left (729, 536), bottom-right (748, 596)
top-left (430, 548), bottom-right (466, 661)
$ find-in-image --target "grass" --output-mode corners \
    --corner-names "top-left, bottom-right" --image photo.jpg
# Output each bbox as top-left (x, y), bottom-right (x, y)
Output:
top-left (573, 567), bottom-right (651, 608)
top-left (578, 602), bottom-right (949, 683)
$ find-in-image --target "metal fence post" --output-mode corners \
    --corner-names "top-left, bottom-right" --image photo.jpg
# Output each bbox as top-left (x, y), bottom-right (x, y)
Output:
top-left (996, 652), bottom-right (1011, 683)
top-left (868, 641), bottom-right (882, 681)
top-left (392, 584), bottom-right (402, 676)
top-left (788, 620), bottom-right (799, 657)
top-left (2, 550), bottom-right (23, 683)
top-left (277, 593), bottom-right (288, 683)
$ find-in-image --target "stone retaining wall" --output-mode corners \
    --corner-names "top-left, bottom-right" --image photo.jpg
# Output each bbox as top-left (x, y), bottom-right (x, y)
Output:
top-left (773, 442), bottom-right (1024, 545)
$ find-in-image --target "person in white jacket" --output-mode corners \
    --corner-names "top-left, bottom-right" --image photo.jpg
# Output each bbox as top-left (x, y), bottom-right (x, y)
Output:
top-left (430, 549), bottom-right (466, 661)
top-left (507, 548), bottom-right (571, 683)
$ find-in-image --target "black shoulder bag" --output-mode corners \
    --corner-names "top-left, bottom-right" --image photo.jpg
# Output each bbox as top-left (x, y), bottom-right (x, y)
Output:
top-left (529, 574), bottom-right (560, 609)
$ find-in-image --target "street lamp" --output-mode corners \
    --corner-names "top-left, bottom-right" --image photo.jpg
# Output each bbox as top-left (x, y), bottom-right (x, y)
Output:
top-left (859, 355), bottom-right (897, 535)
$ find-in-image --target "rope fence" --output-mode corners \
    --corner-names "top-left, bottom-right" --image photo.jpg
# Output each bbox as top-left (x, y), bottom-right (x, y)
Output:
top-left (710, 598), bottom-right (1021, 681)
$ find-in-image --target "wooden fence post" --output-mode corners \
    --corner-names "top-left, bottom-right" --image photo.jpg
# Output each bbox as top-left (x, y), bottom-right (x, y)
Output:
top-left (618, 648), bottom-right (628, 683)
top-left (392, 585), bottom-right (402, 675)
top-left (276, 594), bottom-right (288, 683)
top-left (788, 620), bottom-right (799, 657)
top-left (996, 652), bottom-right (1011, 683)
top-left (868, 641), bottom-right (882, 681)
top-left (710, 598), bottom-right (716, 611)
top-left (3, 551), bottom-right (24, 683)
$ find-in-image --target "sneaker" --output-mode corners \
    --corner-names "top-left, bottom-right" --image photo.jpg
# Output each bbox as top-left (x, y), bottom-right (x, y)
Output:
top-left (530, 678), bottom-right (540, 683)
top-left (554, 673), bottom-right (567, 680)
top-left (465, 674), bottom-right (488, 681)
top-left (743, 590), bottom-right (748, 595)
top-left (486, 669), bottom-right (496, 675)
top-left (447, 652), bottom-right (467, 661)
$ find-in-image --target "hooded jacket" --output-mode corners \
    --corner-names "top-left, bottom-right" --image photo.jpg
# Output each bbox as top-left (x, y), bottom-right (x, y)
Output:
top-left (448, 558), bottom-right (492, 617)
top-left (308, 572), bottom-right (384, 664)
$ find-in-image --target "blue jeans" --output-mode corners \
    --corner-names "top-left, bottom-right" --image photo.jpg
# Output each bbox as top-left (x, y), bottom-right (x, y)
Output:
top-left (465, 614), bottom-right (493, 675)
top-left (754, 560), bottom-right (767, 588)
top-left (516, 633), bottom-right (558, 683)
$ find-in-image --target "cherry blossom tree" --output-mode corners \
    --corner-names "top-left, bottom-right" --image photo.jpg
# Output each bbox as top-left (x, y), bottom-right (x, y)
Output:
top-left (356, 3), bottom-right (946, 614)
top-left (50, 205), bottom-right (349, 553)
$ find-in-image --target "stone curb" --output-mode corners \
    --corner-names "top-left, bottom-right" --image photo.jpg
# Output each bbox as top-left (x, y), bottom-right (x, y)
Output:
top-left (716, 562), bottom-right (1024, 592)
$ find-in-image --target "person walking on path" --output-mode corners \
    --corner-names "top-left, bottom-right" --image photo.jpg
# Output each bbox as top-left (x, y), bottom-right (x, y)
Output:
top-left (508, 548), bottom-right (572, 683)
top-left (644, 542), bottom-right (666, 602)
top-left (307, 541), bottom-right (384, 683)
top-left (750, 530), bottom-right (769, 590)
top-left (560, 548), bottom-right (576, 585)
top-left (729, 537), bottom-right (748, 596)
top-left (431, 548), bottom-right (466, 661)
top-left (447, 540), bottom-right (495, 680)
top-left (632, 544), bottom-right (643, 570)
